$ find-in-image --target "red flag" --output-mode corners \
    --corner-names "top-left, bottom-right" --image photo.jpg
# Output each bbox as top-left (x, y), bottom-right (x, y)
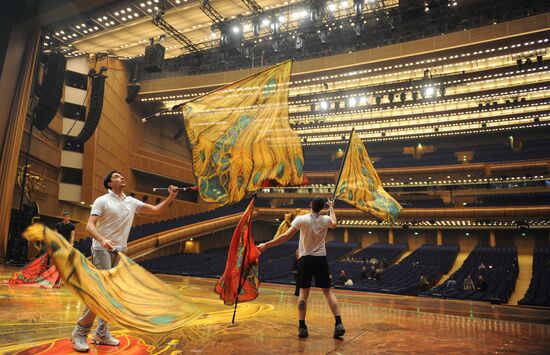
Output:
top-left (6, 253), bottom-right (61, 288)
top-left (215, 199), bottom-right (260, 305)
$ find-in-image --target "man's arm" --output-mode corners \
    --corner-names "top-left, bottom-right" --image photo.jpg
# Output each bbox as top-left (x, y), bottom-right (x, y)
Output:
top-left (327, 198), bottom-right (337, 228)
top-left (257, 226), bottom-right (298, 253)
top-left (138, 185), bottom-right (178, 215)
top-left (69, 230), bottom-right (75, 245)
top-left (86, 215), bottom-right (115, 250)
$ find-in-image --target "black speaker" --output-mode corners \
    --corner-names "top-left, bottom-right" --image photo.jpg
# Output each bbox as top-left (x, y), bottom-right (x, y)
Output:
top-left (125, 82), bottom-right (141, 103)
top-left (66, 69), bottom-right (106, 145)
top-left (143, 43), bottom-right (165, 73)
top-left (6, 203), bottom-right (39, 264)
top-left (34, 52), bottom-right (66, 130)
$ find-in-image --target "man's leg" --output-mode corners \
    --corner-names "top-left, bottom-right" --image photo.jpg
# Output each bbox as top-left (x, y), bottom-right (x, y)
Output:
top-left (321, 288), bottom-right (345, 338)
top-left (298, 288), bottom-right (310, 338)
top-left (91, 250), bottom-right (120, 346)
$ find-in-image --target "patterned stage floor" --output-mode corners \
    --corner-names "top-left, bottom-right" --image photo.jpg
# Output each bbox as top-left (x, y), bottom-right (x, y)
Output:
top-left (0, 265), bottom-right (549, 354)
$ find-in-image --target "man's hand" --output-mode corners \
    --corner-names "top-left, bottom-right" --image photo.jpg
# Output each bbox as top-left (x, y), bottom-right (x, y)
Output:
top-left (168, 185), bottom-right (179, 198)
top-left (101, 239), bottom-right (115, 251)
top-left (327, 198), bottom-right (335, 209)
top-left (257, 243), bottom-right (267, 253)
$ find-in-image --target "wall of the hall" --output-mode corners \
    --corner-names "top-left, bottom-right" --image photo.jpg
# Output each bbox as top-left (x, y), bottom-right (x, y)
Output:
top-left (78, 57), bottom-right (213, 228)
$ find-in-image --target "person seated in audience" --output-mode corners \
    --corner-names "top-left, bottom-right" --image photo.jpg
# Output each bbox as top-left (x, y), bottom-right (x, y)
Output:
top-left (368, 264), bottom-right (377, 279)
top-left (338, 270), bottom-right (348, 285)
top-left (476, 275), bottom-right (488, 292)
top-left (360, 265), bottom-right (368, 279)
top-left (344, 278), bottom-right (354, 287)
top-left (445, 277), bottom-right (457, 290)
top-left (463, 274), bottom-right (475, 291)
top-left (419, 275), bottom-right (431, 293)
top-left (478, 262), bottom-right (487, 270)
top-left (374, 268), bottom-right (382, 281)
top-left (380, 258), bottom-right (388, 269)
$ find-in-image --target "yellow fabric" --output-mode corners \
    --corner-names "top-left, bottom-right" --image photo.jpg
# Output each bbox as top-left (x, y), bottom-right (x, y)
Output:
top-left (272, 209), bottom-right (308, 239)
top-left (22, 224), bottom-right (203, 333)
top-left (335, 130), bottom-right (402, 222)
top-left (183, 60), bottom-right (304, 206)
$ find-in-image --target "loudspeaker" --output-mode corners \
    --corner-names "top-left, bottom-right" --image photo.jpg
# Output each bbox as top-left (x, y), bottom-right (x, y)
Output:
top-left (125, 82), bottom-right (141, 103)
top-left (66, 70), bottom-right (106, 145)
top-left (143, 43), bottom-right (165, 72)
top-left (34, 52), bottom-right (66, 130)
top-left (6, 203), bottom-right (39, 264)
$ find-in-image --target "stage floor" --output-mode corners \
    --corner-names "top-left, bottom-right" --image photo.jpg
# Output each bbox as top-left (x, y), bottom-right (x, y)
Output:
top-left (0, 265), bottom-right (549, 354)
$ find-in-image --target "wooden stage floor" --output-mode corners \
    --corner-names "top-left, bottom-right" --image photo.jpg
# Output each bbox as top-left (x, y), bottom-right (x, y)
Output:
top-left (0, 265), bottom-right (549, 354)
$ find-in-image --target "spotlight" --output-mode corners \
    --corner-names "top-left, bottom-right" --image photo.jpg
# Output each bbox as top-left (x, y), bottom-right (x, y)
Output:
top-left (354, 21), bottom-right (363, 37)
top-left (253, 19), bottom-right (261, 37)
top-left (347, 97), bottom-right (357, 108)
top-left (423, 86), bottom-right (435, 98)
top-left (320, 100), bottom-right (329, 111)
top-left (319, 28), bottom-right (328, 44)
top-left (272, 39), bottom-right (280, 52)
top-left (400, 92), bottom-right (406, 102)
top-left (295, 34), bottom-right (304, 50)
top-left (232, 26), bottom-right (240, 33)
top-left (353, 0), bottom-right (363, 16)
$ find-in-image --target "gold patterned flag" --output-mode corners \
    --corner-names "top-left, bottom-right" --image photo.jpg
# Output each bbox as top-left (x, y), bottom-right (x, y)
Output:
top-left (183, 60), bottom-right (304, 206)
top-left (22, 224), bottom-right (204, 333)
top-left (335, 130), bottom-right (402, 222)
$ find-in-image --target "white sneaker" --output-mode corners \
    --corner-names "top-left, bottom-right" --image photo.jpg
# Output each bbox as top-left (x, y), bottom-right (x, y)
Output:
top-left (91, 334), bottom-right (120, 346)
top-left (70, 329), bottom-right (90, 352)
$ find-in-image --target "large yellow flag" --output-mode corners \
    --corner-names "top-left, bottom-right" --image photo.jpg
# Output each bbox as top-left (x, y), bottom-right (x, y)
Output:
top-left (335, 130), bottom-right (402, 222)
top-left (22, 225), bottom-right (204, 333)
top-left (183, 60), bottom-right (304, 206)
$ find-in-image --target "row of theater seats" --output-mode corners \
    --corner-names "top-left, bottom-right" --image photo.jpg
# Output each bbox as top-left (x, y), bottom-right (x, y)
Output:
top-left (138, 241), bottom-right (357, 282)
top-left (342, 244), bottom-right (458, 295)
top-left (127, 197), bottom-right (272, 243)
top-left (519, 247), bottom-right (550, 307)
top-left (302, 138), bottom-right (549, 171)
top-left (428, 245), bottom-right (519, 304)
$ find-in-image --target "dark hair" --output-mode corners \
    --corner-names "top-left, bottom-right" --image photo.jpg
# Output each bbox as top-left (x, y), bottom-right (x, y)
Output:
top-left (62, 210), bottom-right (71, 216)
top-left (311, 197), bottom-right (326, 213)
top-left (103, 170), bottom-right (120, 190)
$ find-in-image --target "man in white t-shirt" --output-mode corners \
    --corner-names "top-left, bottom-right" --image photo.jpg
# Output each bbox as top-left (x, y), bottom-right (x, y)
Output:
top-left (258, 197), bottom-right (345, 339)
top-left (70, 170), bottom-right (179, 352)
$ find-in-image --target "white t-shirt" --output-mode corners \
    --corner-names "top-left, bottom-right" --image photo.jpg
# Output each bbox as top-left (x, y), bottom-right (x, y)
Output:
top-left (90, 189), bottom-right (144, 250)
top-left (291, 213), bottom-right (333, 258)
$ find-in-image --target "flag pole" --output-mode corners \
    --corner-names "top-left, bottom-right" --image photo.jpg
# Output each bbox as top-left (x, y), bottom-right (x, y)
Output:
top-left (231, 196), bottom-right (256, 324)
top-left (332, 128), bottom-right (355, 200)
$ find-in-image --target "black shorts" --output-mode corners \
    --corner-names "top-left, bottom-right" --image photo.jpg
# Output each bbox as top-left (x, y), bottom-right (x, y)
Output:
top-left (297, 255), bottom-right (331, 289)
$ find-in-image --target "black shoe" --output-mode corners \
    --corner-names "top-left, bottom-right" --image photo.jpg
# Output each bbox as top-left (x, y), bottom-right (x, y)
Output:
top-left (333, 323), bottom-right (346, 338)
top-left (298, 326), bottom-right (309, 338)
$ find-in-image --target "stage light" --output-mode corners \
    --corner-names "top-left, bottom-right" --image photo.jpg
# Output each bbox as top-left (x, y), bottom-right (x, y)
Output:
top-left (232, 26), bottom-right (240, 33)
top-left (320, 100), bottom-right (329, 110)
top-left (423, 86), bottom-right (435, 98)
top-left (353, 0), bottom-right (363, 16)
top-left (295, 34), bottom-right (304, 50)
top-left (319, 28), bottom-right (328, 43)
top-left (354, 21), bottom-right (363, 37)
top-left (328, 3), bottom-right (337, 11)
top-left (262, 18), bottom-right (271, 26)
top-left (347, 97), bottom-right (357, 107)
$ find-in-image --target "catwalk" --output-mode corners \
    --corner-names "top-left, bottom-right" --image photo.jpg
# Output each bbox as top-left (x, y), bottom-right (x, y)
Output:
top-left (0, 265), bottom-right (548, 354)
